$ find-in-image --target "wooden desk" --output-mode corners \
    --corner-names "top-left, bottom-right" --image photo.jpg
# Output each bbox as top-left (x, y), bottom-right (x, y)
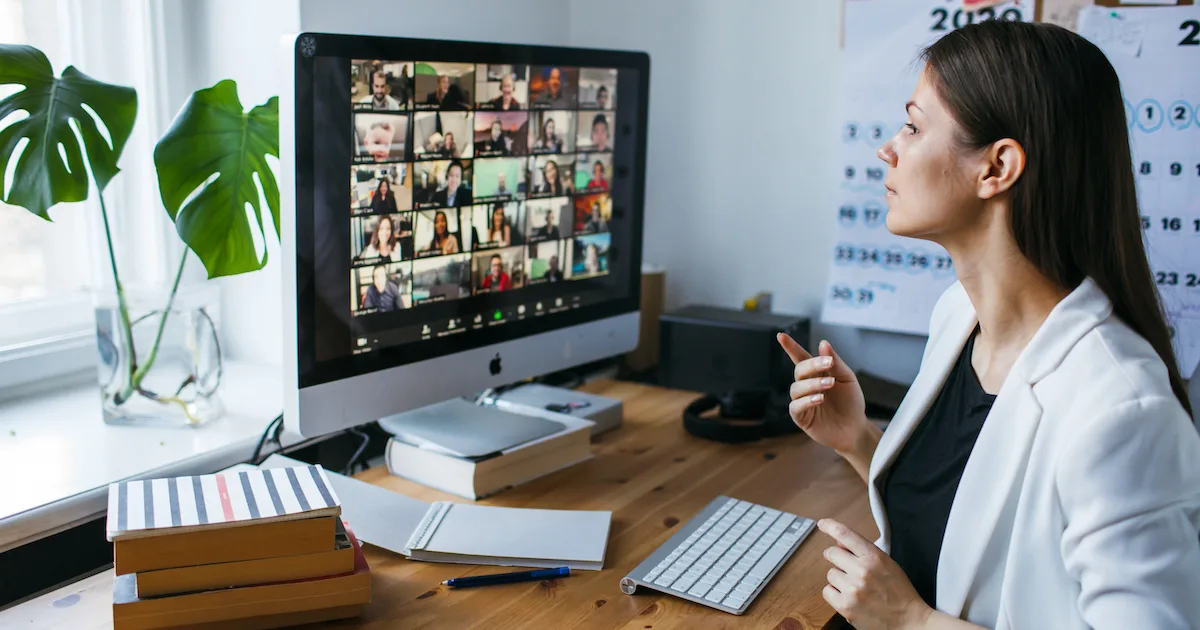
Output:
top-left (2, 380), bottom-right (875, 630)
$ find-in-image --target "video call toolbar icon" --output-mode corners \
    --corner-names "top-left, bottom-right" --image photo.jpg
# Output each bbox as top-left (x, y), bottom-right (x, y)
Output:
top-left (422, 324), bottom-right (431, 335)
top-left (475, 314), bottom-right (483, 324)
top-left (518, 305), bottom-right (526, 315)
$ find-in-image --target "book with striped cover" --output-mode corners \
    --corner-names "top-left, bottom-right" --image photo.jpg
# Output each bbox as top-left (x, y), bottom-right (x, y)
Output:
top-left (106, 465), bottom-right (341, 542)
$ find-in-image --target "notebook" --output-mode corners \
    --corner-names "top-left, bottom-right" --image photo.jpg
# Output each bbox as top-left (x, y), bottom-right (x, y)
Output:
top-left (106, 465), bottom-right (341, 541)
top-left (404, 501), bottom-right (611, 570)
top-left (258, 455), bottom-right (611, 570)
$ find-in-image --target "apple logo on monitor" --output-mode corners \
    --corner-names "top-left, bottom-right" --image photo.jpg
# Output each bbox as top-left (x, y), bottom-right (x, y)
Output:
top-left (489, 353), bottom-right (502, 376)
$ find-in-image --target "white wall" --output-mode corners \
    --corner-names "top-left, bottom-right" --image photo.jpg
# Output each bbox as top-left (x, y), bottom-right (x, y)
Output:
top-left (567, 0), bottom-right (924, 383)
top-left (298, 0), bottom-right (571, 44)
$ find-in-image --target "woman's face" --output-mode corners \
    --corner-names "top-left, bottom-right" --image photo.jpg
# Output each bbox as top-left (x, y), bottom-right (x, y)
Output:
top-left (373, 267), bottom-right (387, 291)
top-left (544, 161), bottom-right (557, 182)
top-left (492, 122), bottom-right (502, 140)
top-left (593, 162), bottom-right (603, 178)
top-left (877, 70), bottom-right (981, 240)
top-left (545, 119), bottom-right (555, 137)
top-left (379, 179), bottom-right (389, 194)
top-left (493, 208), bottom-right (505, 229)
top-left (501, 75), bottom-right (514, 97)
top-left (377, 217), bottom-right (393, 244)
top-left (434, 212), bottom-right (447, 236)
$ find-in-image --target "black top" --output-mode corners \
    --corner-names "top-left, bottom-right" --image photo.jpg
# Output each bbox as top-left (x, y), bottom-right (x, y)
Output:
top-left (882, 326), bottom-right (995, 608)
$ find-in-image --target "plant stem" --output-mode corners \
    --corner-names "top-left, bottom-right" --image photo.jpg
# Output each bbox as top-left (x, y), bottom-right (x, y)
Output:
top-left (129, 248), bottom-right (188, 392)
top-left (100, 192), bottom-right (138, 404)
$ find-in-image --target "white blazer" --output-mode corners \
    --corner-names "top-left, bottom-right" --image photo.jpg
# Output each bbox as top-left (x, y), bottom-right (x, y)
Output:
top-left (868, 278), bottom-right (1200, 629)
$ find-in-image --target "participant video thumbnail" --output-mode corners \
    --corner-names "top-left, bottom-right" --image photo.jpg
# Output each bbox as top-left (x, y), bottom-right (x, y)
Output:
top-left (529, 66), bottom-right (579, 109)
top-left (414, 208), bottom-right (465, 258)
top-left (468, 202), bottom-right (526, 250)
top-left (351, 213), bottom-right (414, 263)
top-left (413, 160), bottom-right (474, 209)
top-left (579, 68), bottom-right (616, 110)
top-left (574, 194), bottom-right (611, 236)
top-left (525, 239), bottom-right (570, 285)
top-left (351, 164), bottom-right (412, 214)
top-left (352, 60), bottom-right (414, 111)
top-left (354, 113), bottom-right (409, 163)
top-left (413, 112), bottom-right (473, 160)
top-left (412, 254), bottom-right (472, 304)
top-left (528, 110), bottom-right (576, 154)
top-left (572, 232), bottom-right (611, 279)
top-left (414, 62), bottom-right (475, 110)
top-left (473, 157), bottom-right (526, 202)
top-left (525, 197), bottom-right (573, 243)
top-left (472, 246), bottom-right (525, 294)
top-left (577, 111), bottom-right (613, 152)
top-left (573, 152), bottom-right (612, 193)
top-left (529, 155), bottom-right (575, 198)
top-left (474, 111), bottom-right (529, 157)
top-left (475, 64), bottom-right (529, 111)
top-left (352, 262), bottom-right (413, 314)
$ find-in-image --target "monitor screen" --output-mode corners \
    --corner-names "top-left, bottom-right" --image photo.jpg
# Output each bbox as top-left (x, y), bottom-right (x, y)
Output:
top-left (292, 35), bottom-right (647, 388)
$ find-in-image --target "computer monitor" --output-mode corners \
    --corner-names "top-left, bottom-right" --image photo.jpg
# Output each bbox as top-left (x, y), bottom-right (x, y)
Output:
top-left (279, 33), bottom-right (650, 438)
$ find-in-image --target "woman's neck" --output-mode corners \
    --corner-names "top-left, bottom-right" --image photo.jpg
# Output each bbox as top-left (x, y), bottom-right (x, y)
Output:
top-left (942, 209), bottom-right (1070, 358)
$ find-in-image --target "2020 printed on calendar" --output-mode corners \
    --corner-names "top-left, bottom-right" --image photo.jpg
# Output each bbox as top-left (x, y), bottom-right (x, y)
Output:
top-left (822, 0), bottom-right (1200, 375)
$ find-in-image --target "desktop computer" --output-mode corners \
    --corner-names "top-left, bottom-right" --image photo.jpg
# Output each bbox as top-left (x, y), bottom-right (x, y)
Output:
top-left (279, 33), bottom-right (649, 440)
top-left (277, 32), bottom-right (813, 616)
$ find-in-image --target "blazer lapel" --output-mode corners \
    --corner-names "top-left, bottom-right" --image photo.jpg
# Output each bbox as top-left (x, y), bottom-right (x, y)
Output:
top-left (868, 294), bottom-right (978, 551)
top-left (935, 384), bottom-right (1042, 617)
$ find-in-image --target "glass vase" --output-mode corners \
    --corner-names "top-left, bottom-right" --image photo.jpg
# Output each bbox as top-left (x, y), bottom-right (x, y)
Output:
top-left (95, 283), bottom-right (224, 427)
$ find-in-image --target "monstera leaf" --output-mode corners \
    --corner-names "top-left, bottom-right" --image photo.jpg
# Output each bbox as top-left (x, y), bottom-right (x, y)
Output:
top-left (0, 44), bottom-right (137, 219)
top-left (154, 80), bottom-right (279, 279)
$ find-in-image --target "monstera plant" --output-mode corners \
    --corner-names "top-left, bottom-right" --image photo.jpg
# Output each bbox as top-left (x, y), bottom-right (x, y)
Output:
top-left (0, 44), bottom-right (279, 424)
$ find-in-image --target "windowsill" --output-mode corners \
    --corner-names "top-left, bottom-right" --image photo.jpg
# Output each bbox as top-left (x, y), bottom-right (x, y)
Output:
top-left (0, 361), bottom-right (286, 553)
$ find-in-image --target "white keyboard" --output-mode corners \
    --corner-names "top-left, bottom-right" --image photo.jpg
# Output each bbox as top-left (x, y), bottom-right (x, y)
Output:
top-left (619, 496), bottom-right (815, 615)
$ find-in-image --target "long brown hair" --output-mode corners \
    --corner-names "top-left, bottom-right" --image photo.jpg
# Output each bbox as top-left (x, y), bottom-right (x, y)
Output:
top-left (923, 20), bottom-right (1191, 415)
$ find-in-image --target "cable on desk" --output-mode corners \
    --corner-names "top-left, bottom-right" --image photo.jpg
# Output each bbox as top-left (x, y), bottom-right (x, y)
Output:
top-left (251, 414), bottom-right (284, 465)
top-left (343, 428), bottom-right (370, 475)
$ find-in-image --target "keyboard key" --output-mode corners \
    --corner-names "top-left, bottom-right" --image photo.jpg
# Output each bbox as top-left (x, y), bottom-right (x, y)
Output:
top-left (673, 577), bottom-right (696, 592)
top-left (749, 541), bottom-right (793, 581)
top-left (688, 584), bottom-right (712, 598)
top-left (723, 594), bottom-right (747, 609)
top-left (705, 590), bottom-right (727, 604)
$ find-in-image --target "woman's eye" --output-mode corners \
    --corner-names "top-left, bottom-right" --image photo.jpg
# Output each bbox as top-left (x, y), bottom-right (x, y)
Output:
top-left (904, 122), bottom-right (918, 134)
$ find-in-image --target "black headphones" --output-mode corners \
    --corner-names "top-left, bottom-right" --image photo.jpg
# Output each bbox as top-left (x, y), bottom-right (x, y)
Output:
top-left (682, 391), bottom-right (800, 444)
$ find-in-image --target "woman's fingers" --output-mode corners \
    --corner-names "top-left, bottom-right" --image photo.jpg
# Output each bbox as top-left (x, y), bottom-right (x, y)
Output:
top-left (819, 340), bottom-right (856, 381)
top-left (790, 377), bottom-right (835, 401)
top-left (777, 333), bottom-right (811, 364)
top-left (794, 355), bottom-right (835, 381)
top-left (788, 394), bottom-right (824, 426)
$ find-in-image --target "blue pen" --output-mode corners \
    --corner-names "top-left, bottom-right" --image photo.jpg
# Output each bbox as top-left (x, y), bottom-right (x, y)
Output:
top-left (441, 566), bottom-right (570, 588)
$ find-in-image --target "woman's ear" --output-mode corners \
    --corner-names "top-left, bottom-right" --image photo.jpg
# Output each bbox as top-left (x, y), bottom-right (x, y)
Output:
top-left (978, 138), bottom-right (1025, 199)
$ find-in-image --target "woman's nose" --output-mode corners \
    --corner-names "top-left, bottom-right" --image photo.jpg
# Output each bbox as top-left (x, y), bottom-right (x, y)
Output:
top-left (877, 140), bottom-right (897, 167)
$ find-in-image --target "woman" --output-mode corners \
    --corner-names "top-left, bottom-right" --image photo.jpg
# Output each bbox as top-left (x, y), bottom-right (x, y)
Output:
top-left (424, 210), bottom-right (459, 255)
top-left (488, 204), bottom-right (511, 247)
top-left (489, 73), bottom-right (522, 110)
top-left (583, 244), bottom-right (600, 274)
top-left (586, 161), bottom-right (609, 192)
top-left (444, 132), bottom-right (459, 158)
top-left (534, 160), bottom-right (567, 196)
top-left (480, 120), bottom-right (511, 156)
top-left (370, 178), bottom-right (398, 214)
top-left (358, 215), bottom-right (401, 261)
top-left (535, 118), bottom-right (563, 153)
top-left (777, 21), bottom-right (1200, 629)
top-left (362, 265), bottom-right (398, 311)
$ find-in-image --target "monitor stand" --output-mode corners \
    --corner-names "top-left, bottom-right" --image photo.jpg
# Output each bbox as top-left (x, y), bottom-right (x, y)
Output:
top-left (376, 397), bottom-right (565, 459)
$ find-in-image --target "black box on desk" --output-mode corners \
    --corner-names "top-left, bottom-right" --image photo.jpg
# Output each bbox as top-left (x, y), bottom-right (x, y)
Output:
top-left (658, 306), bottom-right (810, 395)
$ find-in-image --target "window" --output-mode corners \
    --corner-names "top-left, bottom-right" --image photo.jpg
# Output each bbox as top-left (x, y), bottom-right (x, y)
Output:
top-left (0, 0), bottom-right (163, 392)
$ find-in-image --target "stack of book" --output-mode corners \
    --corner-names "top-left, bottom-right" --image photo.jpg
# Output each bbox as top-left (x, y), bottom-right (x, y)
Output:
top-left (106, 464), bottom-right (371, 630)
